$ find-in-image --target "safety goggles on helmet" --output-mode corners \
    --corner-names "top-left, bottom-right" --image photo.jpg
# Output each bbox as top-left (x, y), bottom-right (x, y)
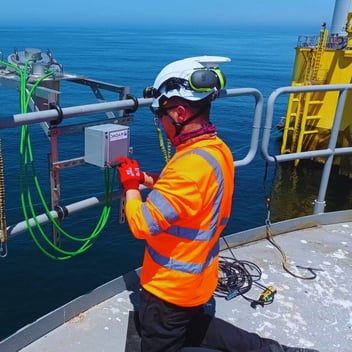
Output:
top-left (144, 78), bottom-right (190, 99)
top-left (144, 56), bottom-right (231, 109)
top-left (143, 68), bottom-right (226, 108)
top-left (143, 78), bottom-right (191, 108)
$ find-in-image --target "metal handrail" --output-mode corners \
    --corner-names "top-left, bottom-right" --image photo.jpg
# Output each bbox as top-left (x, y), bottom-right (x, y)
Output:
top-left (261, 83), bottom-right (352, 214)
top-left (220, 88), bottom-right (264, 167)
top-left (2, 84), bottom-right (351, 237)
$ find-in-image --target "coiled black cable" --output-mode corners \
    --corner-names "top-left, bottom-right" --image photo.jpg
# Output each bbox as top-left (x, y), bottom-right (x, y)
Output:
top-left (216, 256), bottom-right (259, 299)
top-left (215, 238), bottom-right (276, 308)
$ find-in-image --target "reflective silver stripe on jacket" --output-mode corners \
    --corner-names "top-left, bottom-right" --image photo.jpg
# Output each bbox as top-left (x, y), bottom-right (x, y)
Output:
top-left (146, 240), bottom-right (220, 274)
top-left (143, 149), bottom-right (228, 272)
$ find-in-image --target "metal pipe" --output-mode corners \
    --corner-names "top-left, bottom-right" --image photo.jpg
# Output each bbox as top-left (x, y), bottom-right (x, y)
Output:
top-left (261, 83), bottom-right (352, 162)
top-left (0, 97), bottom-right (153, 129)
top-left (3, 84), bottom-right (352, 239)
top-left (6, 190), bottom-right (124, 239)
top-left (221, 88), bottom-right (264, 167)
top-left (313, 89), bottom-right (348, 214)
top-left (4, 87), bottom-right (264, 240)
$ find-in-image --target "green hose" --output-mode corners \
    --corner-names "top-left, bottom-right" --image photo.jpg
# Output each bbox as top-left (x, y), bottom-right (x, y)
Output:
top-left (1, 58), bottom-right (114, 260)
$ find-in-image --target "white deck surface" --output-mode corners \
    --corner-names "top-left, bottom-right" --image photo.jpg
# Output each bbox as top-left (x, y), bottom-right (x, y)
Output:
top-left (12, 220), bottom-right (352, 351)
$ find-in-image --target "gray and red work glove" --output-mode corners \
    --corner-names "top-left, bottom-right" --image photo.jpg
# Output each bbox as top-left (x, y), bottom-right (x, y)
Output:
top-left (115, 157), bottom-right (145, 193)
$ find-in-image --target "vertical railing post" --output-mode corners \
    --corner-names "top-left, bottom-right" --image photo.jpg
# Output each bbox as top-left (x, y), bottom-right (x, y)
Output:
top-left (313, 88), bottom-right (348, 214)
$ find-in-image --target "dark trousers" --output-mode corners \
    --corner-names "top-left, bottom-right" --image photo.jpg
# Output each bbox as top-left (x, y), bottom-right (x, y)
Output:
top-left (139, 288), bottom-right (281, 352)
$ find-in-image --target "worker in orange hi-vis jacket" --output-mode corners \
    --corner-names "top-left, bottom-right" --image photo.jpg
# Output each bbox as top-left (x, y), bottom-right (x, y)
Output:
top-left (116, 56), bottom-right (319, 352)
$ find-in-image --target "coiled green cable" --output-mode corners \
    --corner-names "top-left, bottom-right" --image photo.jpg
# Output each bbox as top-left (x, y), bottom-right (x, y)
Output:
top-left (1, 58), bottom-right (115, 260)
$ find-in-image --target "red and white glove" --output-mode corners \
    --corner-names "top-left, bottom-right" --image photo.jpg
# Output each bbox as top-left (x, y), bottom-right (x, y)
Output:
top-left (115, 157), bottom-right (144, 193)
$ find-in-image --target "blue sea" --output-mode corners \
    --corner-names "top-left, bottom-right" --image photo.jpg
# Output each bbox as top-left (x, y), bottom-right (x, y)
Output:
top-left (0, 24), bottom-right (351, 340)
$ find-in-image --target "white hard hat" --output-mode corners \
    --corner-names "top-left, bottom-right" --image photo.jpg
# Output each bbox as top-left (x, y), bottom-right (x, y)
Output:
top-left (144, 56), bottom-right (231, 109)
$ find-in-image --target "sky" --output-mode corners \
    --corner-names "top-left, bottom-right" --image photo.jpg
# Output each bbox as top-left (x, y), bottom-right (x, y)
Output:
top-left (0, 0), bottom-right (337, 29)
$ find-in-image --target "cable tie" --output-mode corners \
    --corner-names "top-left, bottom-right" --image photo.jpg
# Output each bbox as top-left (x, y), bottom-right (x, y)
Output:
top-left (55, 205), bottom-right (68, 220)
top-left (125, 94), bottom-right (139, 114)
top-left (49, 102), bottom-right (64, 126)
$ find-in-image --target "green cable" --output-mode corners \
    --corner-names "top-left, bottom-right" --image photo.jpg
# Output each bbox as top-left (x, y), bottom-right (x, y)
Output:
top-left (21, 123), bottom-right (114, 258)
top-left (0, 58), bottom-right (115, 259)
top-left (15, 58), bottom-right (114, 259)
top-left (20, 68), bottom-right (110, 241)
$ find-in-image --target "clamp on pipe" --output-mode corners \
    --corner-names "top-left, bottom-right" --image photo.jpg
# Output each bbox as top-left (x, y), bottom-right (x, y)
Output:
top-left (125, 94), bottom-right (139, 114)
top-left (49, 102), bottom-right (64, 126)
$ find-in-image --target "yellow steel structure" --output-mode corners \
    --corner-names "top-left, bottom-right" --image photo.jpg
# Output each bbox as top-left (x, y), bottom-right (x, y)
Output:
top-left (281, 15), bottom-right (352, 176)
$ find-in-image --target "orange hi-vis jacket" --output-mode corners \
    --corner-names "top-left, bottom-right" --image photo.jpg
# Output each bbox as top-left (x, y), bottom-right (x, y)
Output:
top-left (125, 134), bottom-right (234, 307)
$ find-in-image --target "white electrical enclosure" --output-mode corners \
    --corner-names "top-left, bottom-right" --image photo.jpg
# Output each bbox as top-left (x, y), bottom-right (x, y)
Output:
top-left (84, 124), bottom-right (130, 167)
